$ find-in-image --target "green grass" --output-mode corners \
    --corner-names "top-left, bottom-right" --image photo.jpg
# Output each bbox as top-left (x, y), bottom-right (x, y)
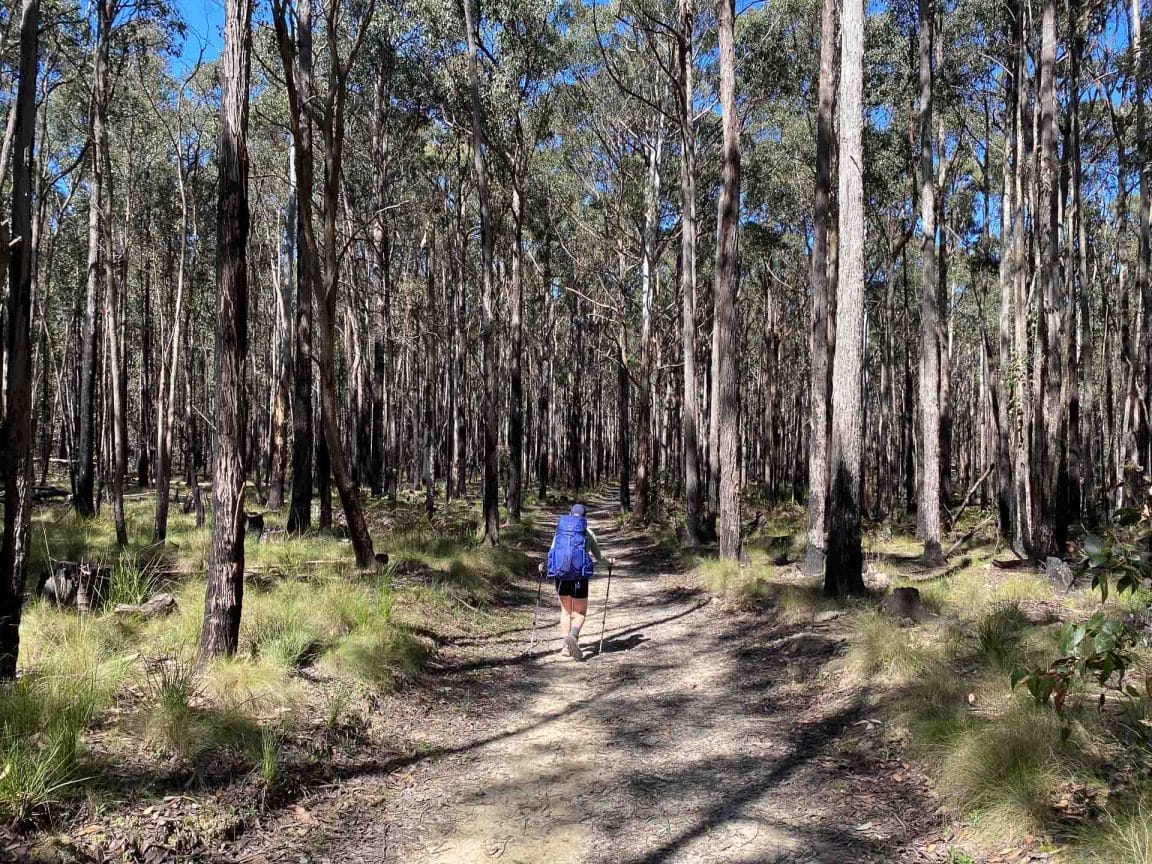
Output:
top-left (9, 490), bottom-right (529, 825)
top-left (1080, 784), bottom-right (1152, 863)
top-left (696, 553), bottom-right (841, 622)
top-left (843, 609), bottom-right (946, 683)
top-left (0, 671), bottom-right (108, 821)
top-left (934, 703), bottom-right (1099, 842)
top-left (321, 625), bottom-right (431, 690)
top-left (975, 603), bottom-right (1030, 673)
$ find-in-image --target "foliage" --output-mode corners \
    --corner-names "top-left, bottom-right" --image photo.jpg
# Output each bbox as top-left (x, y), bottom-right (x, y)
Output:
top-left (1012, 507), bottom-right (1152, 714)
top-left (1012, 614), bottom-right (1139, 713)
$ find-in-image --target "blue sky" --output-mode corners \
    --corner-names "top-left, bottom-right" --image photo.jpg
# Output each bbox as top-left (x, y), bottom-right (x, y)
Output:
top-left (173, 0), bottom-right (224, 70)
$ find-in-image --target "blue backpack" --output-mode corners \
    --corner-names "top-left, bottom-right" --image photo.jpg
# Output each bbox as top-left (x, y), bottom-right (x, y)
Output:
top-left (546, 515), bottom-right (594, 580)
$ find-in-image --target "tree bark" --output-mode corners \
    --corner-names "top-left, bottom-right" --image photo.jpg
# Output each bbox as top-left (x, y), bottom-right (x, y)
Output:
top-left (266, 144), bottom-right (295, 512)
top-left (715, 0), bottom-right (741, 561)
top-left (805, 0), bottom-right (837, 575)
top-left (1136, 0), bottom-right (1152, 471)
top-left (463, 0), bottom-right (500, 545)
top-left (1030, 0), bottom-right (1064, 558)
top-left (75, 4), bottom-right (111, 519)
top-left (199, 0), bottom-right (252, 660)
top-left (825, 0), bottom-right (867, 596)
top-left (0, 0), bottom-right (38, 679)
top-left (634, 118), bottom-right (663, 522)
top-left (286, 0), bottom-right (314, 535)
top-left (508, 173), bottom-right (525, 521)
top-left (917, 0), bottom-right (944, 564)
top-left (678, 0), bottom-right (702, 545)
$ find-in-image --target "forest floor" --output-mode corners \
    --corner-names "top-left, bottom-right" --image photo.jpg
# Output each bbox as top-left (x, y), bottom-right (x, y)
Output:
top-left (222, 494), bottom-right (956, 864)
top-left (6, 491), bottom-right (1149, 863)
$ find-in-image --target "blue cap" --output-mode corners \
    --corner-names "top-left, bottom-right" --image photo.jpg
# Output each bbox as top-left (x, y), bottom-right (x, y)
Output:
top-left (571, 503), bottom-right (586, 516)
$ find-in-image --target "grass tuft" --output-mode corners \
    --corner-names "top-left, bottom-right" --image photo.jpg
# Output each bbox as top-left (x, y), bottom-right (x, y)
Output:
top-left (975, 603), bottom-right (1029, 672)
top-left (843, 609), bottom-right (940, 683)
top-left (934, 703), bottom-right (1093, 841)
top-left (322, 626), bottom-right (431, 690)
top-left (1081, 785), bottom-right (1152, 863)
top-left (0, 671), bottom-right (109, 821)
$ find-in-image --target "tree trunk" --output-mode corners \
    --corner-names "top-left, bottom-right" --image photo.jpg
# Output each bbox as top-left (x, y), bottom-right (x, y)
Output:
top-left (1136, 0), bottom-right (1152, 471)
top-left (75, 5), bottom-right (111, 519)
top-left (917, 0), bottom-right (944, 564)
top-left (310, 0), bottom-right (376, 567)
top-left (0, 0), bottom-right (38, 679)
top-left (634, 119), bottom-right (663, 522)
top-left (266, 144), bottom-right (295, 512)
top-left (678, 0), bottom-right (702, 545)
top-left (805, 0), bottom-right (837, 575)
top-left (463, 0), bottom-right (499, 545)
top-left (199, 0), bottom-right (252, 660)
top-left (825, 0), bottom-right (867, 596)
top-left (102, 101), bottom-right (127, 547)
top-left (508, 173), bottom-right (525, 521)
top-left (286, 0), bottom-right (314, 535)
top-left (715, 0), bottom-right (741, 560)
top-left (1031, 0), bottom-right (1064, 558)
top-left (995, 3), bottom-right (1019, 542)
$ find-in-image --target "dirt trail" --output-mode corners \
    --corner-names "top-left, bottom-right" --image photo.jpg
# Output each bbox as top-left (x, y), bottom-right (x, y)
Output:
top-left (230, 497), bottom-right (945, 864)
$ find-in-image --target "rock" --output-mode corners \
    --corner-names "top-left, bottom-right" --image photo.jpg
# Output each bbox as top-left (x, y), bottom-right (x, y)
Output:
top-left (1044, 556), bottom-right (1076, 591)
top-left (114, 593), bottom-right (178, 618)
top-left (864, 563), bottom-right (891, 590)
top-left (882, 586), bottom-right (924, 622)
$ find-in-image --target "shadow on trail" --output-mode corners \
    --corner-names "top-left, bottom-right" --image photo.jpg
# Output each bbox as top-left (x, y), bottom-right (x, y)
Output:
top-left (431, 599), bottom-right (710, 675)
top-left (232, 488), bottom-right (940, 863)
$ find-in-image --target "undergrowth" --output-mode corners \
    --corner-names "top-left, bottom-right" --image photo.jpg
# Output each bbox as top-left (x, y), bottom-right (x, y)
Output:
top-left (7, 491), bottom-right (529, 823)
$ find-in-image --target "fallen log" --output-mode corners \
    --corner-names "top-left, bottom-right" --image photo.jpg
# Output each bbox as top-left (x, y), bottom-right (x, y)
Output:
top-left (114, 593), bottom-right (178, 618)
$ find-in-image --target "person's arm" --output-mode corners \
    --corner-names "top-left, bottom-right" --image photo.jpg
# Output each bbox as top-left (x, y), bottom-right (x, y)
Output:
top-left (585, 527), bottom-right (608, 565)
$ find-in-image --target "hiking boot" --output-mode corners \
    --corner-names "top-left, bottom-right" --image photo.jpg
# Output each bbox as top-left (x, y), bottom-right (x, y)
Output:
top-left (559, 642), bottom-right (570, 657)
top-left (564, 634), bottom-right (583, 662)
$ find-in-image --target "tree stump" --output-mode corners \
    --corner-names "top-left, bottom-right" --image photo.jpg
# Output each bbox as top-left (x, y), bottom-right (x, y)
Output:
top-left (36, 561), bottom-right (110, 613)
top-left (75, 563), bottom-right (111, 614)
top-left (882, 586), bottom-right (924, 622)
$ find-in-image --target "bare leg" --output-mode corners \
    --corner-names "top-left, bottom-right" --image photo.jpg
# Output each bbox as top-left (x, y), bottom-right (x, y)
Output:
top-left (570, 598), bottom-right (588, 639)
top-left (559, 595), bottom-right (573, 639)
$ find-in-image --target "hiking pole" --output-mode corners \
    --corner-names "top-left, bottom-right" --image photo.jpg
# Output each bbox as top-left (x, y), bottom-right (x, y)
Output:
top-left (528, 562), bottom-right (545, 654)
top-left (598, 561), bottom-right (613, 658)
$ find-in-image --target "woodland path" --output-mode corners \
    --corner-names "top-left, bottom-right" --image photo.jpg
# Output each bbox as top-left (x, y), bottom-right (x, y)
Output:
top-left (229, 495), bottom-right (948, 864)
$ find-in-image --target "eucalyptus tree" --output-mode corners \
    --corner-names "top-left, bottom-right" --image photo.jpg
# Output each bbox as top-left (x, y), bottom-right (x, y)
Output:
top-left (0, 0), bottom-right (39, 679)
top-left (917, 0), bottom-right (944, 564)
top-left (714, 0), bottom-right (741, 560)
top-left (199, 0), bottom-right (253, 659)
top-left (804, 0), bottom-right (837, 576)
top-left (271, 0), bottom-right (378, 567)
top-left (825, 0), bottom-right (866, 595)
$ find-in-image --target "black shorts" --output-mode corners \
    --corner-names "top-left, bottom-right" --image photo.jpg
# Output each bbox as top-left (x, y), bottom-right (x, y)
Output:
top-left (555, 578), bottom-right (589, 599)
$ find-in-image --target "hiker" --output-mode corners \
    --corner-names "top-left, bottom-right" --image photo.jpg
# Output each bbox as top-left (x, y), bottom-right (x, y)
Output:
top-left (546, 503), bottom-right (609, 661)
